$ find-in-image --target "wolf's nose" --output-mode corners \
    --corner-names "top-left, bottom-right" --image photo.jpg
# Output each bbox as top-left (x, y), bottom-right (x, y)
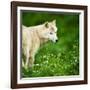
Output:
top-left (56, 39), bottom-right (58, 42)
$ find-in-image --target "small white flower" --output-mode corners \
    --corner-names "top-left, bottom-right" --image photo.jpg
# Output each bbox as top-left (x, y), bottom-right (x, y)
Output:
top-left (33, 71), bottom-right (36, 73)
top-left (46, 60), bottom-right (48, 63)
top-left (75, 59), bottom-right (78, 62)
top-left (43, 55), bottom-right (47, 58)
top-left (35, 64), bottom-right (39, 66)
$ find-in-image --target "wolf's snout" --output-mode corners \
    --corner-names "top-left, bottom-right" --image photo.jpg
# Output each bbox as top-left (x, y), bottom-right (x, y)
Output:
top-left (56, 39), bottom-right (58, 42)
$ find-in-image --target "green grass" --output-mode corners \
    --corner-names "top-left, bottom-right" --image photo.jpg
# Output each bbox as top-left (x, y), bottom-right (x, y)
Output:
top-left (21, 11), bottom-right (79, 78)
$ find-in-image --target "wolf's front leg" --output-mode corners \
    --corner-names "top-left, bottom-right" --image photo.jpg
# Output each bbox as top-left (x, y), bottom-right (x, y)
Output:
top-left (29, 55), bottom-right (35, 68)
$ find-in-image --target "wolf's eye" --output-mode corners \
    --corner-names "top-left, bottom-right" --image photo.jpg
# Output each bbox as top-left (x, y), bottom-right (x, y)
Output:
top-left (50, 32), bottom-right (53, 35)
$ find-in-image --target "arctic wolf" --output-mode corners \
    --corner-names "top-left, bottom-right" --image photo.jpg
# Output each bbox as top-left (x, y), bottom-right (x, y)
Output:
top-left (22, 20), bottom-right (58, 69)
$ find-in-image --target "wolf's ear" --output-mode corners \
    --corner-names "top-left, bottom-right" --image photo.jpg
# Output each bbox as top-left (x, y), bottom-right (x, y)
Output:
top-left (52, 19), bottom-right (56, 25)
top-left (44, 22), bottom-right (49, 28)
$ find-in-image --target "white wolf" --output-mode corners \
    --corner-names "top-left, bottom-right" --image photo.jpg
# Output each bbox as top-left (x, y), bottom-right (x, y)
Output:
top-left (22, 20), bottom-right (58, 69)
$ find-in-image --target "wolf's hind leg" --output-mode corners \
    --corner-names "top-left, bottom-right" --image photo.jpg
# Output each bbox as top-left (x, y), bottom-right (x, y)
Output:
top-left (25, 47), bottom-right (30, 69)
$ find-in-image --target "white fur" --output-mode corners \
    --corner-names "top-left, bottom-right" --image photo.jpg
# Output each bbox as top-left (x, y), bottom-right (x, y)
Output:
top-left (22, 20), bottom-right (58, 69)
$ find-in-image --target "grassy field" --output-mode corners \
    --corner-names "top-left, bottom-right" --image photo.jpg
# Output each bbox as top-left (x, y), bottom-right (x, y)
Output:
top-left (21, 11), bottom-right (79, 78)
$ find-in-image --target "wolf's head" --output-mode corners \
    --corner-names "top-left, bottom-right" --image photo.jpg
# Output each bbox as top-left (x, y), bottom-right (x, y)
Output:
top-left (42, 20), bottom-right (58, 43)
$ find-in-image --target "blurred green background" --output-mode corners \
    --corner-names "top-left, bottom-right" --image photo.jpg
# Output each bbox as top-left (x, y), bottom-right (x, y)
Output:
top-left (21, 11), bottom-right (79, 77)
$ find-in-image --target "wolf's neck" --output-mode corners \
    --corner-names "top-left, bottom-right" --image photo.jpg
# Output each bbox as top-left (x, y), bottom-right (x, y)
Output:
top-left (40, 38), bottom-right (48, 45)
top-left (35, 30), bottom-right (48, 45)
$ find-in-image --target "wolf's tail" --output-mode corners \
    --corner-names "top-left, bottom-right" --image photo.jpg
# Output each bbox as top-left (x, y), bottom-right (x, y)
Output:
top-left (22, 25), bottom-right (27, 29)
